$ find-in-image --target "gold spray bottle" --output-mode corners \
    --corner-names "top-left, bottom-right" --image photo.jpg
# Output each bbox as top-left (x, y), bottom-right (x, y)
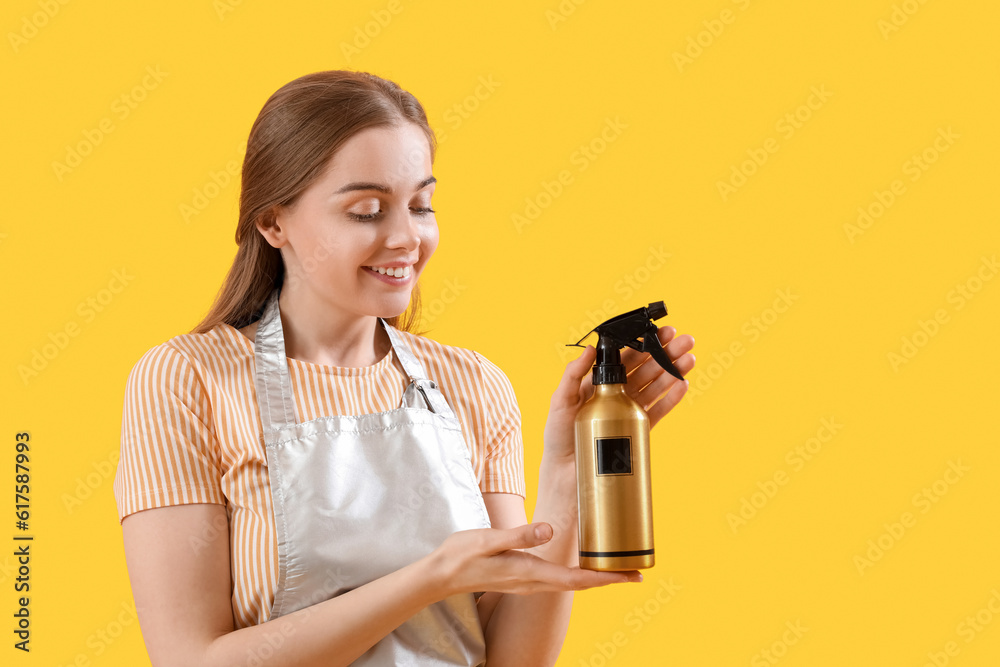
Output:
top-left (571, 302), bottom-right (685, 571)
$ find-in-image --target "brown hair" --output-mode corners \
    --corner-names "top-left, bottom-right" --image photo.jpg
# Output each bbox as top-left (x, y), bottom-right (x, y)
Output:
top-left (191, 70), bottom-right (435, 335)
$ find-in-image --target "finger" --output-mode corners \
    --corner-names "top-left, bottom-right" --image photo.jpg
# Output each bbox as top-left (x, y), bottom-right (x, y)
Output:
top-left (664, 333), bottom-right (695, 363)
top-left (623, 334), bottom-right (694, 398)
top-left (637, 347), bottom-right (694, 402)
top-left (620, 326), bottom-right (677, 372)
top-left (649, 349), bottom-right (696, 382)
top-left (645, 376), bottom-right (690, 428)
top-left (555, 568), bottom-right (642, 591)
top-left (631, 350), bottom-right (695, 406)
top-left (486, 522), bottom-right (554, 555)
top-left (621, 327), bottom-right (694, 376)
top-left (509, 555), bottom-right (642, 592)
top-left (552, 345), bottom-right (597, 407)
top-left (625, 356), bottom-right (668, 397)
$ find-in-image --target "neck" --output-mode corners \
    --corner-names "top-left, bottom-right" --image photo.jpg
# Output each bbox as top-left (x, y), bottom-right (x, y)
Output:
top-left (277, 285), bottom-right (390, 367)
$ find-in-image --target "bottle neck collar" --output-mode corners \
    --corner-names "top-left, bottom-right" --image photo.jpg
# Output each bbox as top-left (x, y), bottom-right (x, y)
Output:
top-left (593, 337), bottom-right (626, 384)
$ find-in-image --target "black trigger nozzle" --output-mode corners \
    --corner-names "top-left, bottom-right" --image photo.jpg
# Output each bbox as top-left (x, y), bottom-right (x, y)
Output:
top-left (647, 301), bottom-right (667, 320)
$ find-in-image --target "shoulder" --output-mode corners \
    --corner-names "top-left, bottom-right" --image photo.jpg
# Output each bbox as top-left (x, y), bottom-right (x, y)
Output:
top-left (392, 327), bottom-right (477, 366)
top-left (391, 328), bottom-right (512, 389)
top-left (125, 324), bottom-right (252, 395)
top-left (390, 328), bottom-right (520, 419)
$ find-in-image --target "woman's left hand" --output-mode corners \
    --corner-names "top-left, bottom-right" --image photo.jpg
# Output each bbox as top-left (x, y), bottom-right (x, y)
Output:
top-left (542, 326), bottom-right (695, 464)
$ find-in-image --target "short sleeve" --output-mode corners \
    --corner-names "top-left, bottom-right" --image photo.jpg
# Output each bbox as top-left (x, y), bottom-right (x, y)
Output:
top-left (113, 343), bottom-right (226, 523)
top-left (474, 352), bottom-right (526, 498)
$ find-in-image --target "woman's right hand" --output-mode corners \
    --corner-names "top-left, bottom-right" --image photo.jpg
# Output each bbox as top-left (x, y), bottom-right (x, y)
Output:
top-left (428, 522), bottom-right (641, 597)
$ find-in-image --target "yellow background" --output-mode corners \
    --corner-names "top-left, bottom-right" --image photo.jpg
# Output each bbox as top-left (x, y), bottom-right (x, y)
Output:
top-left (3, 0), bottom-right (999, 664)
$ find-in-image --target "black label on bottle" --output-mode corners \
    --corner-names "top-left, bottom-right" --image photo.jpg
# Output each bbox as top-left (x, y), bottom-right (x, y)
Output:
top-left (595, 437), bottom-right (633, 476)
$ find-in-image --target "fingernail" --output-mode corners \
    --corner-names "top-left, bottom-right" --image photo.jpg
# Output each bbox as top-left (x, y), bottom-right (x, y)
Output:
top-left (534, 525), bottom-right (548, 540)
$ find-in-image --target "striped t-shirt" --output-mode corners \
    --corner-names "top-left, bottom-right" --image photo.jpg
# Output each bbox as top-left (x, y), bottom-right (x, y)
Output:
top-left (113, 322), bottom-right (525, 629)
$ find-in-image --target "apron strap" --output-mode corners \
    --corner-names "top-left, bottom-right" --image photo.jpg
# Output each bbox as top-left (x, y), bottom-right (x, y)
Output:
top-left (254, 288), bottom-right (298, 435)
top-left (253, 287), bottom-right (459, 433)
top-left (381, 321), bottom-right (459, 421)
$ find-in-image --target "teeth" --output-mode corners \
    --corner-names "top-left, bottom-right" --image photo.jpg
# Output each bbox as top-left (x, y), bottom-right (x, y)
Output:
top-left (369, 265), bottom-right (411, 278)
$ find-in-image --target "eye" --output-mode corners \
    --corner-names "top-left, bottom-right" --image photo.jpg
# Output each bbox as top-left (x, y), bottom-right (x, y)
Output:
top-left (346, 198), bottom-right (383, 221)
top-left (347, 211), bottom-right (382, 221)
top-left (410, 207), bottom-right (436, 215)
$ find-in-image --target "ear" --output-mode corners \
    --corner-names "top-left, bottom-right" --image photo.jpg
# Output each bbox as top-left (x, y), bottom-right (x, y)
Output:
top-left (255, 206), bottom-right (288, 249)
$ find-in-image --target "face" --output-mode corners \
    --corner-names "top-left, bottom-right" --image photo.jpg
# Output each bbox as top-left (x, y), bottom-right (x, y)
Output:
top-left (260, 122), bottom-right (437, 321)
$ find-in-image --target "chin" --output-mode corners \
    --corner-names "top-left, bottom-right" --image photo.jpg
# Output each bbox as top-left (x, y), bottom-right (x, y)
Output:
top-left (370, 297), bottom-right (414, 321)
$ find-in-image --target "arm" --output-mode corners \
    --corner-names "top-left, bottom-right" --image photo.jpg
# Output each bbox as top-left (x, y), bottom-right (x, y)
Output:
top-left (123, 502), bottom-right (635, 667)
top-left (478, 471), bottom-right (580, 667)
top-left (479, 325), bottom-right (696, 667)
top-left (123, 503), bottom-right (443, 667)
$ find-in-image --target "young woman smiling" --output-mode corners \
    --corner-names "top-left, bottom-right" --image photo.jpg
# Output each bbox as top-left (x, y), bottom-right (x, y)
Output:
top-left (114, 70), bottom-right (695, 666)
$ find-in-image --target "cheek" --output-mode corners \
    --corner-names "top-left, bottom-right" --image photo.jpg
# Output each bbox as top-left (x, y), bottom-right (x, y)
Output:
top-left (421, 222), bottom-right (440, 259)
top-left (329, 227), bottom-right (376, 260)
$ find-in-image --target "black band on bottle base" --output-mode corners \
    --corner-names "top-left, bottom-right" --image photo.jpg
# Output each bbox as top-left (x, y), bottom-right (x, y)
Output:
top-left (579, 549), bottom-right (655, 558)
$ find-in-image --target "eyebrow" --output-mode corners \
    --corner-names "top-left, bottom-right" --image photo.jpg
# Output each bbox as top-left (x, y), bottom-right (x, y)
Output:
top-left (334, 175), bottom-right (436, 195)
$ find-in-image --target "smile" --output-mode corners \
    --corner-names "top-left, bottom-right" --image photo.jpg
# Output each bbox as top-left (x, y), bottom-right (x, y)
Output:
top-left (366, 265), bottom-right (412, 278)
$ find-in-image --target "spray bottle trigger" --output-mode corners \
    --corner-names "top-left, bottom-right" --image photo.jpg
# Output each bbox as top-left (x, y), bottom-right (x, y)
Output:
top-left (643, 328), bottom-right (685, 381)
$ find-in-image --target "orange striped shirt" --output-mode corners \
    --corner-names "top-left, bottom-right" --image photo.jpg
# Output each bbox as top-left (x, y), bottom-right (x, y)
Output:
top-left (113, 323), bottom-right (524, 629)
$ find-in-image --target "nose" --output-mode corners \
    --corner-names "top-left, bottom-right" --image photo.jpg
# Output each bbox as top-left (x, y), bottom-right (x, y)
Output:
top-left (385, 207), bottom-right (422, 253)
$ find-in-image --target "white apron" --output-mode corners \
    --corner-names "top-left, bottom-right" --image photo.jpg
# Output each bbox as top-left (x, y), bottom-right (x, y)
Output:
top-left (253, 287), bottom-right (491, 665)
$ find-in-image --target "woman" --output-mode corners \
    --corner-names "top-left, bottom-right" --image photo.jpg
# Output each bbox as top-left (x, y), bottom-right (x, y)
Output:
top-left (114, 70), bottom-right (695, 666)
